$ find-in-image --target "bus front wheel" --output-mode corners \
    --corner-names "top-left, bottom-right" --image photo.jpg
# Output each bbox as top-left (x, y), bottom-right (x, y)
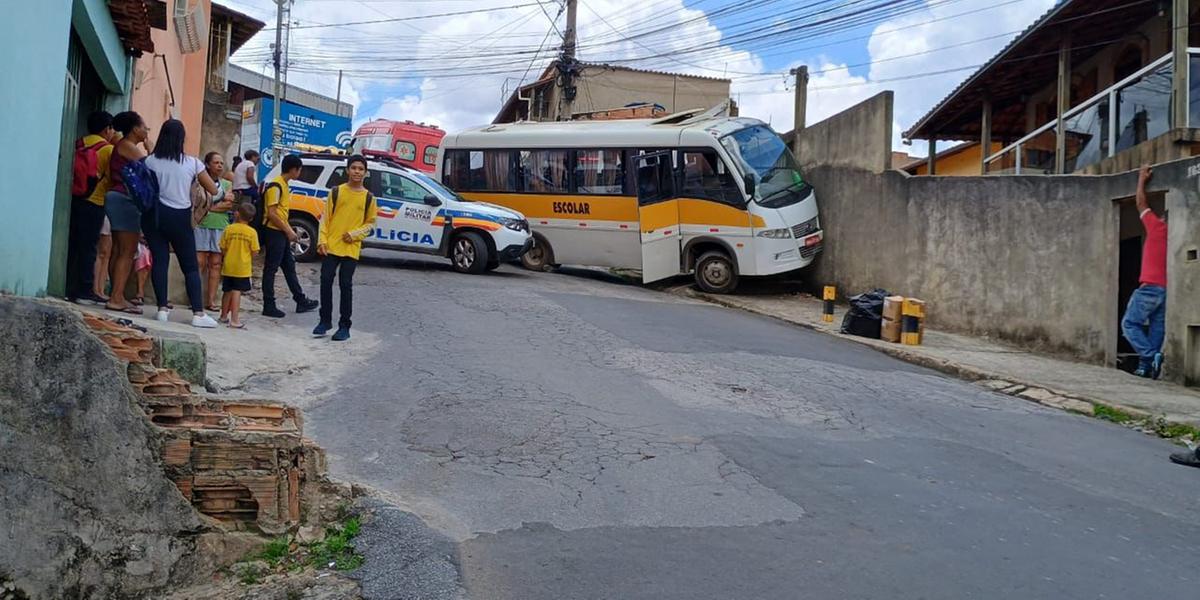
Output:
top-left (694, 250), bottom-right (739, 294)
top-left (520, 236), bottom-right (555, 272)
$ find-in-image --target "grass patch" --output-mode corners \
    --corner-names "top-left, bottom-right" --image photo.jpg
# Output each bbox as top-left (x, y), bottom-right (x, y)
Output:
top-left (232, 514), bottom-right (365, 586)
top-left (1093, 404), bottom-right (1137, 424)
top-left (1090, 403), bottom-right (1200, 443)
top-left (310, 516), bottom-right (364, 571)
top-left (237, 563), bottom-right (262, 585)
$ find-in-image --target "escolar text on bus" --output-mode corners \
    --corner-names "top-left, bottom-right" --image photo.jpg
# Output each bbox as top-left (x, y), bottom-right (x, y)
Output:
top-left (552, 201), bottom-right (591, 215)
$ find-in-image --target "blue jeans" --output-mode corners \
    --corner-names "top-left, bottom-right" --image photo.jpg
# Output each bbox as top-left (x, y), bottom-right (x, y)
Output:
top-left (1121, 285), bottom-right (1166, 367)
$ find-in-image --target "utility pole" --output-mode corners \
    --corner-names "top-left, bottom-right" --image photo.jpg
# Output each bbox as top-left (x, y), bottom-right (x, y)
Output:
top-left (282, 0), bottom-right (293, 103)
top-left (271, 0), bottom-right (285, 163)
top-left (558, 0), bottom-right (578, 119)
top-left (789, 66), bottom-right (808, 156)
top-left (335, 69), bottom-right (344, 117)
top-left (562, 0), bottom-right (577, 62)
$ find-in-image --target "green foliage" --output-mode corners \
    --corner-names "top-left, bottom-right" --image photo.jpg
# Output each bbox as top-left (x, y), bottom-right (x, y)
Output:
top-left (259, 537), bottom-right (290, 566)
top-left (233, 513), bottom-right (365, 586)
top-left (309, 516), bottom-right (364, 571)
top-left (1093, 404), bottom-right (1136, 424)
top-left (237, 564), bottom-right (261, 585)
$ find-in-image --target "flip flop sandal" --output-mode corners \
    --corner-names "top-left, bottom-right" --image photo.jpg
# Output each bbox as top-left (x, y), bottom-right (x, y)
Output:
top-left (131, 296), bottom-right (144, 306)
top-left (106, 304), bottom-right (143, 315)
top-left (228, 322), bottom-right (246, 329)
top-left (206, 305), bottom-right (220, 312)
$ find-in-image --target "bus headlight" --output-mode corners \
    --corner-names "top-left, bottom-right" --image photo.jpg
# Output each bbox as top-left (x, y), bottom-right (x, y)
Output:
top-left (497, 217), bottom-right (529, 232)
top-left (755, 228), bottom-right (792, 239)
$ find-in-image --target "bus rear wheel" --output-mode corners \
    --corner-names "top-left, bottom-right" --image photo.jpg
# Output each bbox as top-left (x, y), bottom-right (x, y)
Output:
top-left (520, 236), bottom-right (555, 272)
top-left (694, 250), bottom-right (738, 294)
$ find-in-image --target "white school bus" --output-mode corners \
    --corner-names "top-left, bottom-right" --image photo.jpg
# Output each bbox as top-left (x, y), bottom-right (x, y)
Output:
top-left (436, 109), bottom-right (822, 293)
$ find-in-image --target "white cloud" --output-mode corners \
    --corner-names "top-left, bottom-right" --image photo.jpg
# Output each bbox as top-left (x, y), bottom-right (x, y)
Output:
top-left (223, 0), bottom-right (1057, 155)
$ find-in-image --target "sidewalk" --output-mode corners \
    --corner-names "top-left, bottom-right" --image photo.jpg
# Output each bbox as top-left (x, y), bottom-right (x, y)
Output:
top-left (677, 287), bottom-right (1200, 435)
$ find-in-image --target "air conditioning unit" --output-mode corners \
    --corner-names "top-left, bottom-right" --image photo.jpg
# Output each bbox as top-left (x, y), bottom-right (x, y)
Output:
top-left (174, 0), bottom-right (208, 54)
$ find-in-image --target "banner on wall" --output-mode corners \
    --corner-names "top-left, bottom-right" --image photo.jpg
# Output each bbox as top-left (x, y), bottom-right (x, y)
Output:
top-left (239, 97), bottom-right (353, 180)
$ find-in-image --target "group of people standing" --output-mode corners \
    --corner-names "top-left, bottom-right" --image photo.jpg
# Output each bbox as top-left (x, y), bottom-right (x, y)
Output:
top-left (66, 110), bottom-right (374, 341)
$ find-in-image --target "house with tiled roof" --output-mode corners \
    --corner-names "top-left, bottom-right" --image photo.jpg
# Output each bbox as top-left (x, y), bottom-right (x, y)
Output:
top-left (493, 60), bottom-right (731, 123)
top-left (904, 0), bottom-right (1200, 176)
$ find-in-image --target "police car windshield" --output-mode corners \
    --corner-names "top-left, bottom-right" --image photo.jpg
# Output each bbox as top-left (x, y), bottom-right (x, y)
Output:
top-left (405, 169), bottom-right (460, 203)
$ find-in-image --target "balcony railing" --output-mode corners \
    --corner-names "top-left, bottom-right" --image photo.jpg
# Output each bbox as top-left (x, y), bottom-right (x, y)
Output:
top-left (985, 51), bottom-right (1185, 174)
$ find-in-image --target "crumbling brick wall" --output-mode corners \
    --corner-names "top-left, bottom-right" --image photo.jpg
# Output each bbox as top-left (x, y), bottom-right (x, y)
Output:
top-left (82, 313), bottom-right (328, 534)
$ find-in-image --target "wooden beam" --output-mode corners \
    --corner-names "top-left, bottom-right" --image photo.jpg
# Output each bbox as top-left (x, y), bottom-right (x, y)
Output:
top-left (1055, 34), bottom-right (1071, 174)
top-left (1173, 0), bottom-right (1189, 128)
top-left (928, 136), bottom-right (937, 175)
top-left (980, 97), bottom-right (993, 174)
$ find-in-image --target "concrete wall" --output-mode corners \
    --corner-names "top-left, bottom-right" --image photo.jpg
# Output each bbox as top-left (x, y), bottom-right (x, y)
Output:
top-left (569, 67), bottom-right (730, 117)
top-left (131, 0), bottom-right (210, 155)
top-left (199, 89), bottom-right (243, 163)
top-left (801, 92), bottom-right (1200, 383)
top-left (792, 92), bottom-right (894, 174)
top-left (0, 1), bottom-right (73, 296)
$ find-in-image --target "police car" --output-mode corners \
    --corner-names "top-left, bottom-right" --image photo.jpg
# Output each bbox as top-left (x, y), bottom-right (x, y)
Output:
top-left (263, 153), bottom-right (533, 274)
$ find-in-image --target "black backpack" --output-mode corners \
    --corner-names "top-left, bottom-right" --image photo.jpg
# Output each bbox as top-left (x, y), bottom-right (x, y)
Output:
top-left (255, 181), bottom-right (281, 241)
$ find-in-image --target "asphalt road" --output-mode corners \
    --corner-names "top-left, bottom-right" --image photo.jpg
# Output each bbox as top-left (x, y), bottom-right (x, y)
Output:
top-left (298, 251), bottom-right (1200, 600)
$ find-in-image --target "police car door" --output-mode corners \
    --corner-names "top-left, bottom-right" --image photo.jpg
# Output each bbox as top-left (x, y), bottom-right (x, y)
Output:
top-left (370, 168), bottom-right (443, 251)
top-left (634, 151), bottom-right (682, 283)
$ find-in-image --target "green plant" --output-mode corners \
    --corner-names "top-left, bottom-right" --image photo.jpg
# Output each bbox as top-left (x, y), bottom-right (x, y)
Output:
top-left (309, 515), bottom-right (364, 571)
top-left (237, 564), bottom-right (261, 585)
top-left (1093, 404), bottom-right (1136, 424)
top-left (1152, 417), bottom-right (1200, 440)
top-left (259, 536), bottom-right (290, 566)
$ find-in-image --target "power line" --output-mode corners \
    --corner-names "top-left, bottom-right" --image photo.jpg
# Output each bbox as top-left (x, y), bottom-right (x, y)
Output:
top-left (262, 1), bottom-right (546, 30)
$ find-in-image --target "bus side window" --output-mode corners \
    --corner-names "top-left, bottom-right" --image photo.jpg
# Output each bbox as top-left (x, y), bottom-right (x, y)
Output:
top-left (680, 150), bottom-right (742, 206)
top-left (519, 150), bottom-right (570, 193)
top-left (573, 149), bottom-right (624, 195)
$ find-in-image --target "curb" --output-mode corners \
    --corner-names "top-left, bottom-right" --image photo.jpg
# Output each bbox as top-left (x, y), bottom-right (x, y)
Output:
top-left (679, 288), bottom-right (1197, 443)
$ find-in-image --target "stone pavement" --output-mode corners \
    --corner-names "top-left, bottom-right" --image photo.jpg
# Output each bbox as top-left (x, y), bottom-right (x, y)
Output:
top-left (676, 287), bottom-right (1200, 432)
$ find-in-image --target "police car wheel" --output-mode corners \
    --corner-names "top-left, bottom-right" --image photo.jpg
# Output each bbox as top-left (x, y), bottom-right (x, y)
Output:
top-left (520, 235), bottom-right (554, 272)
top-left (451, 232), bottom-right (489, 275)
top-left (290, 218), bottom-right (318, 262)
top-left (694, 250), bottom-right (738, 294)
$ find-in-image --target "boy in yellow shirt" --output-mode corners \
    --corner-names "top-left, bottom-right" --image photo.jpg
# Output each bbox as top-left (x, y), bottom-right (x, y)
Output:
top-left (219, 204), bottom-right (261, 329)
top-left (313, 155), bottom-right (377, 341)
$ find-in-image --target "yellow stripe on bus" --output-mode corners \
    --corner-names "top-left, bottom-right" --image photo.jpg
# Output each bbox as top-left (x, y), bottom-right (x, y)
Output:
top-left (459, 192), bottom-right (639, 222)
top-left (460, 193), bottom-right (767, 231)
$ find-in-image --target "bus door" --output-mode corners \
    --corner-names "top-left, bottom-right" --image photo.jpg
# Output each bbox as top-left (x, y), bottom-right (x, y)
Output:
top-left (635, 151), bottom-right (682, 283)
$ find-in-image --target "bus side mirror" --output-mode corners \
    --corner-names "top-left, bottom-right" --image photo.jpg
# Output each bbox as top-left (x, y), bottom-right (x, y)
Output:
top-left (423, 194), bottom-right (442, 207)
top-left (742, 173), bottom-right (756, 198)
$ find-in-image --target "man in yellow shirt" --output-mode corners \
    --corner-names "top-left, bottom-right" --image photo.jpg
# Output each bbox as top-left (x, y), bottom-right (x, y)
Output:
top-left (313, 154), bottom-right (377, 341)
top-left (66, 111), bottom-right (115, 304)
top-left (219, 204), bottom-right (261, 329)
top-left (261, 154), bottom-right (319, 318)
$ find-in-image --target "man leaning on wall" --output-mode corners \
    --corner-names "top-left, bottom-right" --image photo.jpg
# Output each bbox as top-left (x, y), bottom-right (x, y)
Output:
top-left (1121, 165), bottom-right (1166, 381)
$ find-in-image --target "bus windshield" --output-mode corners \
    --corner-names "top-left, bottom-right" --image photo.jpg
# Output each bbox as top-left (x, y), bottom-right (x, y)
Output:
top-left (719, 125), bottom-right (810, 208)
top-left (352, 134), bottom-right (392, 154)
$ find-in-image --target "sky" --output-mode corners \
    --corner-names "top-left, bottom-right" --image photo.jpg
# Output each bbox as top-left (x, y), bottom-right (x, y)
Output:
top-left (220, 0), bottom-right (1059, 157)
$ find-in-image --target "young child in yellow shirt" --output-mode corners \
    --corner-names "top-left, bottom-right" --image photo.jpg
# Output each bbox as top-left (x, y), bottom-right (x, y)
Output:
top-left (218, 203), bottom-right (261, 329)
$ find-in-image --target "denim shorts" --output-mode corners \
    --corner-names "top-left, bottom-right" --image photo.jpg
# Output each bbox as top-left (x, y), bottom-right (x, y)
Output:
top-left (105, 191), bottom-right (141, 233)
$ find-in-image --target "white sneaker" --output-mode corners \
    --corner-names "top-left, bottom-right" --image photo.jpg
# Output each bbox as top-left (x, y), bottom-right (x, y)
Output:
top-left (156, 309), bottom-right (170, 322)
top-left (191, 314), bottom-right (218, 329)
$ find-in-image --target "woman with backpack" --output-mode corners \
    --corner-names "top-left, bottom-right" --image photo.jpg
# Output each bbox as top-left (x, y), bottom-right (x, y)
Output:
top-left (104, 111), bottom-right (151, 314)
top-left (144, 119), bottom-right (230, 328)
